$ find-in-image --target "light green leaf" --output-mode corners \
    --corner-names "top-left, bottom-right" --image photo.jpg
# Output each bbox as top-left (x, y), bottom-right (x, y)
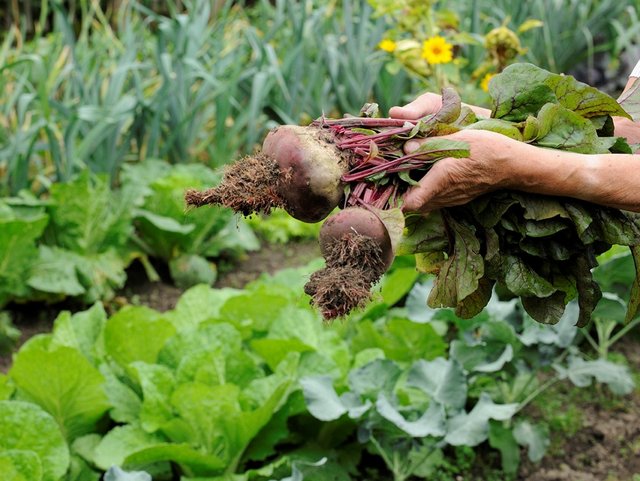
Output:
top-left (27, 246), bottom-right (86, 297)
top-left (445, 393), bottom-right (518, 446)
top-left (0, 373), bottom-right (15, 400)
top-left (0, 401), bottom-right (70, 481)
top-left (93, 425), bottom-right (165, 471)
top-left (557, 356), bottom-right (635, 395)
top-left (50, 303), bottom-right (107, 364)
top-left (0, 450), bottom-right (43, 481)
top-left (48, 172), bottom-right (133, 254)
top-left (10, 344), bottom-right (110, 440)
top-left (376, 394), bottom-right (446, 437)
top-left (100, 365), bottom-right (141, 424)
top-left (165, 285), bottom-right (242, 331)
top-left (133, 209), bottom-right (195, 234)
top-left (132, 362), bottom-right (176, 433)
top-left (450, 342), bottom-right (514, 373)
top-left (488, 421), bottom-right (520, 474)
top-left (465, 119), bottom-right (523, 140)
top-left (104, 306), bottom-right (176, 369)
top-left (513, 420), bottom-right (549, 463)
top-left (406, 358), bottom-right (467, 409)
top-left (0, 211), bottom-right (49, 305)
top-left (300, 376), bottom-right (346, 422)
top-left (104, 466), bottom-right (152, 481)
top-left (169, 254), bottom-right (217, 289)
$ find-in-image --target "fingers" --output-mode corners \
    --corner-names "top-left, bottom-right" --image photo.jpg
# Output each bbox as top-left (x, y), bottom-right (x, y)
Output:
top-left (401, 160), bottom-right (451, 213)
top-left (389, 92), bottom-right (442, 120)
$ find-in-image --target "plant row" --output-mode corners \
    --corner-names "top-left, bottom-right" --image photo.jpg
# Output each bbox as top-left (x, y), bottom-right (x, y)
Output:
top-left (0, 253), bottom-right (636, 481)
top-left (0, 160), bottom-right (260, 311)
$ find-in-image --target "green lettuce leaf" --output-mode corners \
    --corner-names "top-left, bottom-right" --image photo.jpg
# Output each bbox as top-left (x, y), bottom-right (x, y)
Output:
top-left (0, 401), bottom-right (70, 481)
top-left (10, 342), bottom-right (110, 440)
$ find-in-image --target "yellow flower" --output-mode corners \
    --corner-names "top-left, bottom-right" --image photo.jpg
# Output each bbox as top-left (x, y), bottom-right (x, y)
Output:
top-left (480, 73), bottom-right (496, 92)
top-left (421, 36), bottom-right (453, 65)
top-left (378, 39), bottom-right (397, 53)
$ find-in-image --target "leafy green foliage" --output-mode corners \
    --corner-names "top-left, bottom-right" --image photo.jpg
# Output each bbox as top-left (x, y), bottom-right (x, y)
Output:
top-left (122, 160), bottom-right (260, 288)
top-left (0, 258), bottom-right (636, 480)
top-left (0, 200), bottom-right (48, 307)
top-left (0, 401), bottom-right (70, 481)
top-left (380, 63), bottom-right (640, 326)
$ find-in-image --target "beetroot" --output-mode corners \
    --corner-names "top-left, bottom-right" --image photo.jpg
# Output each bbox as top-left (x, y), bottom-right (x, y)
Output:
top-left (304, 207), bottom-right (393, 320)
top-left (186, 125), bottom-right (348, 223)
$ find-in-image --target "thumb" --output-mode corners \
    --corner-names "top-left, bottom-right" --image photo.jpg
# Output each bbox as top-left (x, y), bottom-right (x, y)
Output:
top-left (389, 92), bottom-right (441, 120)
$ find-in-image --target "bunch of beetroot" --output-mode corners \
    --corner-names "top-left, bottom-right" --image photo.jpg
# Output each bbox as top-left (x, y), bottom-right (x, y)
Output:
top-left (187, 63), bottom-right (640, 325)
top-left (186, 91), bottom-right (466, 320)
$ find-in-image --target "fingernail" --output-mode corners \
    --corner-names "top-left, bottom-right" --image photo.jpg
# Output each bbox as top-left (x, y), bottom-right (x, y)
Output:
top-left (405, 140), bottom-right (420, 153)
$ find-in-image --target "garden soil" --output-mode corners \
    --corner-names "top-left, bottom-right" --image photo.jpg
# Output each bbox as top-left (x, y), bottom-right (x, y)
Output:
top-left (0, 240), bottom-right (638, 481)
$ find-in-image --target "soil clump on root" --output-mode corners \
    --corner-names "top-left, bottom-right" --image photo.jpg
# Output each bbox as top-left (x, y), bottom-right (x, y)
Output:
top-left (185, 153), bottom-right (287, 216)
top-left (304, 232), bottom-right (387, 320)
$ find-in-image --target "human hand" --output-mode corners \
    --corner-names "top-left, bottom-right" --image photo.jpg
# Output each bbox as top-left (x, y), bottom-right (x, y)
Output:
top-left (389, 92), bottom-right (492, 120)
top-left (401, 129), bottom-right (527, 213)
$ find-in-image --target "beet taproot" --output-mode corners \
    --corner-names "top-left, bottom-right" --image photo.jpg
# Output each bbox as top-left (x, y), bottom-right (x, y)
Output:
top-left (186, 125), bottom-right (348, 223)
top-left (304, 207), bottom-right (393, 320)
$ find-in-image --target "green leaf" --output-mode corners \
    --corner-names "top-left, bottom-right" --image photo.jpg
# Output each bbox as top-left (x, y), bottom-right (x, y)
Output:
top-left (0, 450), bottom-right (43, 481)
top-left (444, 393), bottom-right (518, 446)
top-left (0, 373), bottom-right (15, 400)
top-left (133, 209), bottom-right (196, 235)
top-left (557, 356), bottom-right (635, 395)
top-left (535, 103), bottom-right (605, 153)
top-left (625, 246), bottom-right (640, 323)
top-left (406, 358), bottom-right (467, 409)
top-left (158, 322), bottom-right (242, 370)
top-left (513, 420), bottom-right (549, 463)
top-left (376, 394), bottom-right (446, 437)
top-left (397, 211), bottom-right (447, 256)
top-left (50, 303), bottom-right (107, 364)
top-left (0, 401), bottom-right (70, 481)
top-left (300, 376), bottom-right (347, 422)
top-left (491, 63), bottom-right (628, 121)
top-left (352, 319), bottom-right (446, 364)
top-left (165, 285), bottom-right (241, 331)
top-left (450, 342), bottom-right (513, 374)
top-left (488, 421), bottom-right (520, 475)
top-left (27, 246), bottom-right (86, 297)
top-left (502, 255), bottom-right (556, 298)
top-left (28, 246), bottom-right (128, 303)
top-left (100, 365), bottom-right (142, 424)
top-left (0, 210), bottom-right (49, 305)
top-left (132, 362), bottom-right (176, 433)
top-left (169, 254), bottom-right (217, 289)
top-left (465, 119), bottom-right (524, 140)
top-left (48, 172), bottom-right (133, 254)
top-left (92, 425), bottom-right (165, 471)
top-left (428, 217), bottom-right (483, 310)
top-left (104, 306), bottom-right (176, 369)
top-left (347, 359), bottom-right (402, 400)
top-left (10, 343), bottom-right (110, 440)
top-left (410, 138), bottom-right (470, 159)
top-left (376, 267), bottom-right (420, 307)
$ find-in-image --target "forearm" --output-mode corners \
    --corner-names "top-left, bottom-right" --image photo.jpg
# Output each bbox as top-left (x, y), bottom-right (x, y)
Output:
top-left (504, 144), bottom-right (640, 212)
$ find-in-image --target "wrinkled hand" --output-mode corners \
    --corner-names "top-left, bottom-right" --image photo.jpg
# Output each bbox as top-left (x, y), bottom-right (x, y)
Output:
top-left (401, 130), bottom-right (527, 213)
top-left (389, 92), bottom-right (491, 120)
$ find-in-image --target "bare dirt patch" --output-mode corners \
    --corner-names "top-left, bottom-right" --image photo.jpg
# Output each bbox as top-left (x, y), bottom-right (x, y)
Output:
top-left (520, 335), bottom-right (640, 481)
